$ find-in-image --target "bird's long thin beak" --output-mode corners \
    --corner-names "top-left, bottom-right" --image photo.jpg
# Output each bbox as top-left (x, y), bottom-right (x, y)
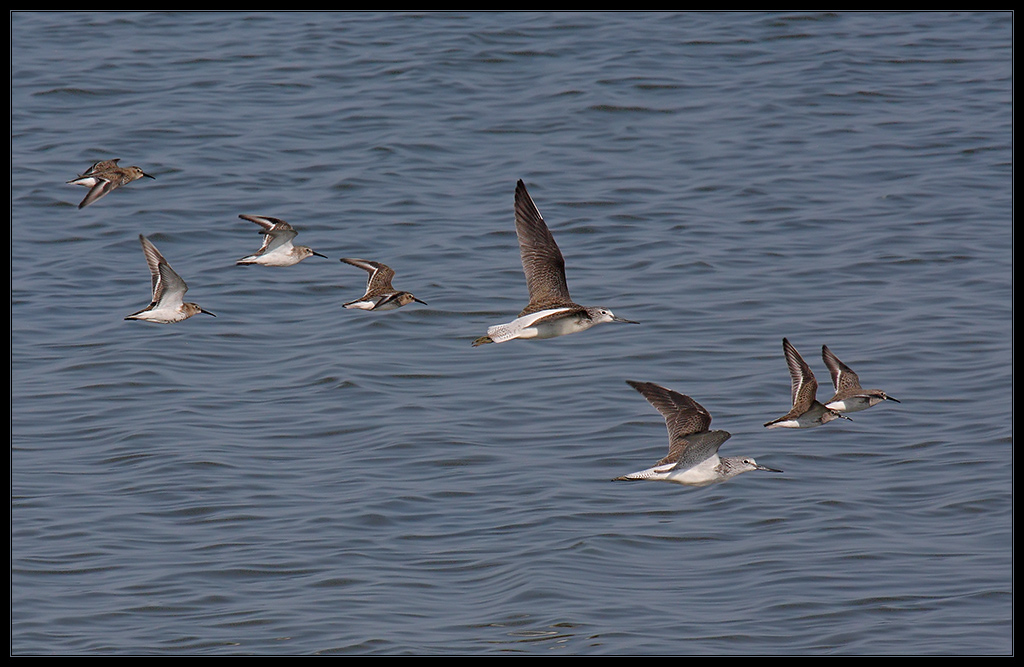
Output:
top-left (142, 172), bottom-right (156, 179)
top-left (614, 315), bottom-right (639, 324)
top-left (414, 297), bottom-right (428, 305)
top-left (312, 251), bottom-right (329, 259)
top-left (201, 308), bottom-right (216, 317)
top-left (757, 464), bottom-right (783, 473)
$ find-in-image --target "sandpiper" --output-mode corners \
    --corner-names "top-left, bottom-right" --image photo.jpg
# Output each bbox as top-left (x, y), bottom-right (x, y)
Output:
top-left (125, 234), bottom-right (215, 323)
top-left (615, 381), bottom-right (782, 486)
top-left (471, 180), bottom-right (637, 347)
top-left (235, 214), bottom-right (328, 266)
top-left (339, 258), bottom-right (426, 311)
top-left (764, 338), bottom-right (849, 429)
top-left (67, 159), bottom-right (154, 209)
top-left (821, 344), bottom-right (900, 413)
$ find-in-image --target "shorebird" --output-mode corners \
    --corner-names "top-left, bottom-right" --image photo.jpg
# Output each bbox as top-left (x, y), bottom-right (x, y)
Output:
top-left (235, 214), bottom-right (327, 266)
top-left (471, 179), bottom-right (637, 346)
top-left (339, 258), bottom-right (426, 311)
top-left (821, 344), bottom-right (900, 413)
top-left (615, 381), bottom-right (782, 486)
top-left (764, 338), bottom-right (849, 429)
top-left (125, 235), bottom-right (215, 323)
top-left (67, 159), bottom-right (154, 209)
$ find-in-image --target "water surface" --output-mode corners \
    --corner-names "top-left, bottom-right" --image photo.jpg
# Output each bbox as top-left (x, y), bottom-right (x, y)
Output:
top-left (12, 11), bottom-right (1012, 655)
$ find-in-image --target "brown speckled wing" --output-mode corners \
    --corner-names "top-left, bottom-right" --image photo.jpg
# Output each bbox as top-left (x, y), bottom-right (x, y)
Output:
top-left (514, 180), bottom-right (575, 315)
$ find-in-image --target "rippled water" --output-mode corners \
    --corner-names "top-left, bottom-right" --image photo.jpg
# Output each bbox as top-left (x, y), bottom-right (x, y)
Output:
top-left (12, 11), bottom-right (1011, 655)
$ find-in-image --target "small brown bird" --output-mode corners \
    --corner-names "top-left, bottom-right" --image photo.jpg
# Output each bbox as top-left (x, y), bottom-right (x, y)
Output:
top-left (67, 158), bottom-right (154, 208)
top-left (339, 258), bottom-right (426, 311)
top-left (764, 338), bottom-right (849, 429)
top-left (125, 235), bottom-right (215, 324)
top-left (821, 344), bottom-right (900, 413)
top-left (235, 214), bottom-right (327, 266)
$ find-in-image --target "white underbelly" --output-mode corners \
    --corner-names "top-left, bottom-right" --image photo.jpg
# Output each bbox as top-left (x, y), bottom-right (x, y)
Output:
top-left (487, 308), bottom-right (587, 343)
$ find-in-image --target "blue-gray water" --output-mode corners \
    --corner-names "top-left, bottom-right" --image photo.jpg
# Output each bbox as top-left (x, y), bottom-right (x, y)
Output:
top-left (11, 12), bottom-right (1011, 655)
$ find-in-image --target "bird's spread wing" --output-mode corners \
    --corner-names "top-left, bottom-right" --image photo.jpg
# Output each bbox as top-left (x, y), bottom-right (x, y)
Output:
top-left (515, 180), bottom-right (573, 314)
